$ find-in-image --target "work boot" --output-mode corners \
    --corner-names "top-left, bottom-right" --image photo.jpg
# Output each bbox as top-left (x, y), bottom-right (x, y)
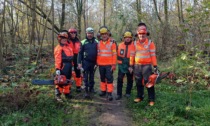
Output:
top-left (65, 93), bottom-right (73, 99)
top-left (89, 87), bottom-right (96, 94)
top-left (124, 94), bottom-right (131, 98)
top-left (107, 93), bottom-right (113, 101)
top-left (115, 95), bottom-right (122, 100)
top-left (84, 93), bottom-right (91, 99)
top-left (55, 94), bottom-right (63, 102)
top-left (99, 91), bottom-right (106, 97)
top-left (76, 86), bottom-right (82, 92)
top-left (149, 101), bottom-right (155, 106)
top-left (84, 87), bottom-right (91, 99)
top-left (134, 98), bottom-right (142, 103)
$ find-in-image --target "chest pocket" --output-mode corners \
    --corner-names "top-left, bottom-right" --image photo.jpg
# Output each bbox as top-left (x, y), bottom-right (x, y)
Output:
top-left (120, 49), bottom-right (124, 55)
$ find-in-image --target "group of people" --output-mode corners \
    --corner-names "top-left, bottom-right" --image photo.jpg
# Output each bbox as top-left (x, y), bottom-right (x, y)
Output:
top-left (54, 22), bottom-right (158, 106)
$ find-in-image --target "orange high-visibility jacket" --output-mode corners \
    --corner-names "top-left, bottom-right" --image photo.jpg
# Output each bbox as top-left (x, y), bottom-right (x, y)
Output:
top-left (54, 44), bottom-right (74, 70)
top-left (117, 42), bottom-right (135, 65)
top-left (68, 40), bottom-right (81, 54)
top-left (97, 38), bottom-right (117, 65)
top-left (132, 38), bottom-right (157, 66)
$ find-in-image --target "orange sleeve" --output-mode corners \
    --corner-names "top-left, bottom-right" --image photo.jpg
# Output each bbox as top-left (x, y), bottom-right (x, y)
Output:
top-left (54, 45), bottom-right (62, 69)
top-left (129, 44), bottom-right (135, 66)
top-left (112, 42), bottom-right (117, 65)
top-left (150, 42), bottom-right (157, 66)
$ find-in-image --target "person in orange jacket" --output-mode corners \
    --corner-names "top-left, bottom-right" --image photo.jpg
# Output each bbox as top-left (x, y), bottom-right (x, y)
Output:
top-left (97, 26), bottom-right (117, 101)
top-left (132, 22), bottom-right (158, 106)
top-left (116, 31), bottom-right (135, 100)
top-left (54, 30), bottom-right (74, 101)
top-left (68, 28), bottom-right (82, 92)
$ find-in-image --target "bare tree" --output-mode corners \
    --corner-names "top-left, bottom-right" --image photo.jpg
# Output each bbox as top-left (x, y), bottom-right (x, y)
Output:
top-left (104, 0), bottom-right (106, 26)
top-left (0, 0), bottom-right (6, 70)
top-left (153, 0), bottom-right (162, 24)
top-left (136, 0), bottom-right (141, 22)
top-left (60, 0), bottom-right (65, 29)
top-left (52, 0), bottom-right (55, 54)
top-left (164, 0), bottom-right (168, 23)
top-left (75, 0), bottom-right (83, 39)
top-left (28, 0), bottom-right (36, 64)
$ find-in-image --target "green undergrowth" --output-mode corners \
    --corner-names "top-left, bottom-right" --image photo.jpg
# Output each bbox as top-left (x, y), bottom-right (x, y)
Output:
top-left (126, 82), bottom-right (210, 126)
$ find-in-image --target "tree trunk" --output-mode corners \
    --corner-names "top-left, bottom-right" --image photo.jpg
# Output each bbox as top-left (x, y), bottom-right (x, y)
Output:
top-left (52, 0), bottom-right (55, 54)
top-left (0, 0), bottom-right (6, 70)
top-left (83, 0), bottom-right (87, 31)
top-left (180, 0), bottom-right (184, 22)
top-left (75, 0), bottom-right (83, 39)
top-left (153, 0), bottom-right (162, 24)
top-left (177, 0), bottom-right (181, 25)
top-left (164, 0), bottom-right (168, 23)
top-left (136, 0), bottom-right (141, 22)
top-left (28, 0), bottom-right (36, 64)
top-left (36, 7), bottom-right (52, 65)
top-left (104, 0), bottom-right (106, 26)
top-left (60, 0), bottom-right (65, 30)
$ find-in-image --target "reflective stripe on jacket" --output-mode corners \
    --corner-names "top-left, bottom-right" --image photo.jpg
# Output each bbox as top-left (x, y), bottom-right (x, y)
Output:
top-left (134, 38), bottom-right (157, 66)
top-left (54, 44), bottom-right (74, 69)
top-left (97, 38), bottom-right (117, 65)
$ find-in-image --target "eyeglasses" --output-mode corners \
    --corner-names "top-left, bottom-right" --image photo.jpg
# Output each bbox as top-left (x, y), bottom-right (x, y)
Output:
top-left (70, 32), bottom-right (76, 34)
top-left (138, 32), bottom-right (146, 35)
top-left (60, 36), bottom-right (68, 39)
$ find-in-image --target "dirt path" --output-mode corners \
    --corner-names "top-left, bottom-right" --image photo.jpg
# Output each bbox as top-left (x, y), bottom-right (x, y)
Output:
top-left (88, 89), bottom-right (135, 126)
top-left (72, 79), bottom-right (135, 126)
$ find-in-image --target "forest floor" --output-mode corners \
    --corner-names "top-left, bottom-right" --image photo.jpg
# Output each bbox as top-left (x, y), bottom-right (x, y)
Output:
top-left (69, 69), bottom-right (136, 126)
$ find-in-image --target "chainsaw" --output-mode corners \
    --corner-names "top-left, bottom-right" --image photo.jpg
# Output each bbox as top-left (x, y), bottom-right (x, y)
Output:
top-left (145, 71), bottom-right (170, 88)
top-left (32, 75), bottom-right (72, 85)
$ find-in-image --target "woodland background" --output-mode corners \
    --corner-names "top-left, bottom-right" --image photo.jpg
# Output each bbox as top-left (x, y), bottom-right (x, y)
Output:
top-left (0, 0), bottom-right (209, 125)
top-left (0, 0), bottom-right (209, 69)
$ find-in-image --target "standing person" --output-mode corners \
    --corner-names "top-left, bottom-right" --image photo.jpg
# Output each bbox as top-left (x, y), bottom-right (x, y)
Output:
top-left (116, 31), bottom-right (135, 100)
top-left (78, 27), bottom-right (98, 98)
top-left (97, 26), bottom-right (117, 101)
top-left (68, 28), bottom-right (82, 92)
top-left (54, 30), bottom-right (74, 101)
top-left (132, 22), bottom-right (158, 106)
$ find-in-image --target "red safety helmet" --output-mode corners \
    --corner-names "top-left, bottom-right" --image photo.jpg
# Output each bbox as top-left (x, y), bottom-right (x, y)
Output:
top-left (68, 28), bottom-right (77, 33)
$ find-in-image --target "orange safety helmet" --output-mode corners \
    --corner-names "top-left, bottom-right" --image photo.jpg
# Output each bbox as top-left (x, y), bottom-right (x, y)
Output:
top-left (54, 75), bottom-right (67, 85)
top-left (145, 73), bottom-right (160, 88)
top-left (57, 30), bottom-right (68, 41)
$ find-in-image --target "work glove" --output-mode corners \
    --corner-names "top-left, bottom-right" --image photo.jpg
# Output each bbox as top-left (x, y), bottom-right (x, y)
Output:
top-left (111, 65), bottom-right (116, 71)
top-left (128, 67), bottom-right (133, 73)
top-left (78, 64), bottom-right (82, 70)
top-left (56, 70), bottom-right (61, 75)
top-left (153, 66), bottom-right (158, 73)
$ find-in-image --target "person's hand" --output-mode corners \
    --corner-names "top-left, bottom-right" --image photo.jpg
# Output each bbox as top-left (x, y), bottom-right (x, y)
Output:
top-left (56, 70), bottom-right (60, 75)
top-left (111, 65), bottom-right (116, 71)
top-left (154, 66), bottom-right (158, 73)
top-left (128, 67), bottom-right (133, 73)
top-left (78, 64), bottom-right (82, 70)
